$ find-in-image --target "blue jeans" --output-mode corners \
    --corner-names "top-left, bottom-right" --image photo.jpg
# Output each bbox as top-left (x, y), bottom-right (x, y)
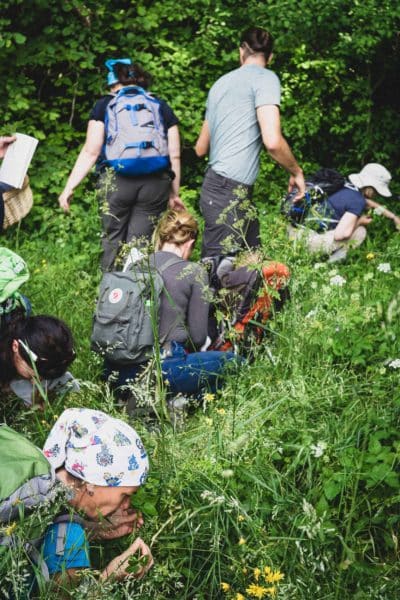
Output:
top-left (103, 341), bottom-right (238, 397)
top-left (161, 341), bottom-right (237, 395)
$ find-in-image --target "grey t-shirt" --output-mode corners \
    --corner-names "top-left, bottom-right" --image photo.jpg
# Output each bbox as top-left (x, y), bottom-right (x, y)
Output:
top-left (153, 251), bottom-right (210, 350)
top-left (206, 64), bottom-right (281, 185)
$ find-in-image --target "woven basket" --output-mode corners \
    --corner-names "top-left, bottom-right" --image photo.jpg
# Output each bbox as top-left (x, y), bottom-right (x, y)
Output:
top-left (2, 176), bottom-right (33, 229)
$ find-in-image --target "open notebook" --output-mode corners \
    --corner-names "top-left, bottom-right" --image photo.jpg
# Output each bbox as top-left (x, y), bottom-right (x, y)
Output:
top-left (0, 133), bottom-right (39, 189)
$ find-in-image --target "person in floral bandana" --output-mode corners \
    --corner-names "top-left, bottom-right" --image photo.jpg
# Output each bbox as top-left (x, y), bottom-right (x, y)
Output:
top-left (41, 408), bottom-right (153, 587)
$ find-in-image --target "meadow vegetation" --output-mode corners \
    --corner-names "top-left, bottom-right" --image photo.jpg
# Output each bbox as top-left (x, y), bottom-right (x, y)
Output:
top-left (1, 1), bottom-right (399, 597)
top-left (1, 189), bottom-right (399, 599)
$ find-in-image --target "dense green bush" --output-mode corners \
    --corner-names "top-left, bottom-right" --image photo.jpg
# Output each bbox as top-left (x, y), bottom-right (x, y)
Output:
top-left (1, 0), bottom-right (399, 206)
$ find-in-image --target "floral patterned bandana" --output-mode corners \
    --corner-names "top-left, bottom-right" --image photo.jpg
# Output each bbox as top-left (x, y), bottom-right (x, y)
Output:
top-left (43, 408), bottom-right (149, 487)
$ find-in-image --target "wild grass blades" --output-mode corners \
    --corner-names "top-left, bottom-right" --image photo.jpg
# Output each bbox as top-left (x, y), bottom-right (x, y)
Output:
top-left (2, 185), bottom-right (400, 598)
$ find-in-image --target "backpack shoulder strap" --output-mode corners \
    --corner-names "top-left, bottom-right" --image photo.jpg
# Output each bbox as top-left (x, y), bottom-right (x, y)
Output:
top-left (117, 85), bottom-right (146, 97)
top-left (52, 513), bottom-right (87, 556)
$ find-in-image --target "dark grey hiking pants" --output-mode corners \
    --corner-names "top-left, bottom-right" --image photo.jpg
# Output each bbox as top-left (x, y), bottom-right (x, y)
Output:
top-left (199, 168), bottom-right (260, 258)
top-left (99, 172), bottom-right (171, 271)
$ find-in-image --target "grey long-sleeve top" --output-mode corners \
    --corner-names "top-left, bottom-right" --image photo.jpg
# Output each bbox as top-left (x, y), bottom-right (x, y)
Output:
top-left (152, 251), bottom-right (210, 350)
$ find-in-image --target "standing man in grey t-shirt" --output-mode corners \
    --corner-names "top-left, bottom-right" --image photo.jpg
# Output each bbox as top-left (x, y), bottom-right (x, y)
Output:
top-left (195, 26), bottom-right (305, 258)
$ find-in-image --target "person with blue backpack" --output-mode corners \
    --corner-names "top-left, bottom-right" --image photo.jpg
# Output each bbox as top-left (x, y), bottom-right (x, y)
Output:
top-left (58, 58), bottom-right (183, 270)
top-left (286, 163), bottom-right (398, 262)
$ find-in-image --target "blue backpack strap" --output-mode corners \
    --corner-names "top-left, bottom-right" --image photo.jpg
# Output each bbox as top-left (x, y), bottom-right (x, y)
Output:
top-left (52, 512), bottom-right (87, 556)
top-left (117, 85), bottom-right (146, 97)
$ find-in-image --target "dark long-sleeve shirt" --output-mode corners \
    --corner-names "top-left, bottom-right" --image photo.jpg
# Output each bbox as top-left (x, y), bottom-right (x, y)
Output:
top-left (152, 251), bottom-right (210, 350)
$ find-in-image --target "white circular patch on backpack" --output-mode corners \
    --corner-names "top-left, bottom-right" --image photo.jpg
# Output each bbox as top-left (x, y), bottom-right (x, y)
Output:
top-left (109, 288), bottom-right (123, 304)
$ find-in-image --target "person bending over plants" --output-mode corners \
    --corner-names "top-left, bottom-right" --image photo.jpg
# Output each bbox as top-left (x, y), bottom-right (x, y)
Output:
top-left (41, 408), bottom-right (153, 588)
top-left (0, 314), bottom-right (77, 406)
top-left (58, 58), bottom-right (183, 271)
top-left (288, 163), bottom-right (398, 262)
top-left (103, 210), bottom-right (239, 407)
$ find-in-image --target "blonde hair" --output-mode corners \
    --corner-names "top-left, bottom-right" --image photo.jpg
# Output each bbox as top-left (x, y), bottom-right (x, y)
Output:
top-left (153, 210), bottom-right (198, 251)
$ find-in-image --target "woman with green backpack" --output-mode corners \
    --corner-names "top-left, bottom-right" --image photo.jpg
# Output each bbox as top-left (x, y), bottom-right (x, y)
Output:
top-left (0, 247), bottom-right (79, 407)
top-left (0, 408), bottom-right (153, 595)
top-left (0, 315), bottom-right (77, 406)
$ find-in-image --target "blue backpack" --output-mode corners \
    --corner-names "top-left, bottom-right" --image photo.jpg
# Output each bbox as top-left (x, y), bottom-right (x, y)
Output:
top-left (281, 168), bottom-right (345, 232)
top-left (104, 86), bottom-right (170, 176)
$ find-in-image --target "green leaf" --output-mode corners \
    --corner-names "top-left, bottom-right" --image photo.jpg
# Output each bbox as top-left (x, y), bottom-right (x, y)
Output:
top-left (14, 32), bottom-right (26, 44)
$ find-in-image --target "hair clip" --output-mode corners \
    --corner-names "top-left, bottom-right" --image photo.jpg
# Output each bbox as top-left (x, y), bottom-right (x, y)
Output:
top-left (18, 338), bottom-right (38, 363)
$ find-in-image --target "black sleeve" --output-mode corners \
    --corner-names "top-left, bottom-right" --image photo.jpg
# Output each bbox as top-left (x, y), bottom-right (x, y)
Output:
top-left (88, 96), bottom-right (113, 122)
top-left (159, 99), bottom-right (179, 130)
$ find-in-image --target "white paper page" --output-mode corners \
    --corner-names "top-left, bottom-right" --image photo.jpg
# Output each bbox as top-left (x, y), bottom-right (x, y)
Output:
top-left (0, 133), bottom-right (39, 188)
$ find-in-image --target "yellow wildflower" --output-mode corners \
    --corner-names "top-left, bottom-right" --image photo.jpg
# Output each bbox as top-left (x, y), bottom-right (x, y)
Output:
top-left (204, 417), bottom-right (213, 426)
top-left (236, 594), bottom-right (246, 600)
top-left (366, 252), bottom-right (375, 260)
top-left (220, 582), bottom-right (231, 593)
top-left (5, 522), bottom-right (17, 536)
top-left (238, 537), bottom-right (246, 546)
top-left (254, 567), bottom-right (261, 581)
top-left (246, 583), bottom-right (269, 598)
top-left (216, 408), bottom-right (226, 416)
top-left (265, 570), bottom-right (284, 584)
top-left (265, 587), bottom-right (277, 597)
top-left (237, 514), bottom-right (245, 522)
top-left (203, 392), bottom-right (215, 402)
top-left (264, 566), bottom-right (272, 577)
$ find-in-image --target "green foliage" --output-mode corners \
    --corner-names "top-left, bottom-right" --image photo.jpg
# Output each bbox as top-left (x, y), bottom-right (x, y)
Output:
top-left (1, 0), bottom-right (399, 212)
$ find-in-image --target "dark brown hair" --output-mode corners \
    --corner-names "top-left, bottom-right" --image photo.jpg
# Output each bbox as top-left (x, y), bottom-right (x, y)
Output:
top-left (113, 62), bottom-right (152, 90)
top-left (0, 315), bottom-right (75, 382)
top-left (240, 27), bottom-right (274, 61)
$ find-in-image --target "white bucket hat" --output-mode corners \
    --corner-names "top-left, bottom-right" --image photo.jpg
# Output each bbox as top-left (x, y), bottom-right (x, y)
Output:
top-left (349, 163), bottom-right (392, 197)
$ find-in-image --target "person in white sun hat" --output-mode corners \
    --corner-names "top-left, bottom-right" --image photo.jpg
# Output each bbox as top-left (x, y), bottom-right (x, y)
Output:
top-left (289, 162), bottom-right (399, 262)
top-left (349, 163), bottom-right (392, 198)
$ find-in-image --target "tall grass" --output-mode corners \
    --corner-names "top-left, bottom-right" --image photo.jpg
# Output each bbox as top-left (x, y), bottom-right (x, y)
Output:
top-left (1, 192), bottom-right (399, 599)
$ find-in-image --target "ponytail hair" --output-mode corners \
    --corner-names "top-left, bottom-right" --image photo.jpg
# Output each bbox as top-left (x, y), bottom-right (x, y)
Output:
top-left (240, 27), bottom-right (274, 61)
top-left (153, 210), bottom-right (198, 251)
top-left (113, 62), bottom-right (152, 90)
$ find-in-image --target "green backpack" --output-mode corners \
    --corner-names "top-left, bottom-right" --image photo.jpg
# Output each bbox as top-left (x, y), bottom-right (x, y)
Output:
top-left (0, 246), bottom-right (30, 325)
top-left (0, 425), bottom-right (56, 523)
top-left (0, 425), bottom-right (80, 592)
